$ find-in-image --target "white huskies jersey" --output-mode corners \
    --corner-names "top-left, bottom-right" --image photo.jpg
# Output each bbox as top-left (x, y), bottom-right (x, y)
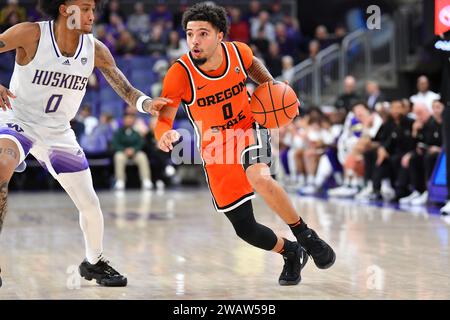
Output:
top-left (9, 20), bottom-right (95, 130)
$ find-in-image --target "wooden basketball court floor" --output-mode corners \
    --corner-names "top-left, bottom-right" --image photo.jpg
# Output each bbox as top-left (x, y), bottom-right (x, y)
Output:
top-left (0, 188), bottom-right (449, 299)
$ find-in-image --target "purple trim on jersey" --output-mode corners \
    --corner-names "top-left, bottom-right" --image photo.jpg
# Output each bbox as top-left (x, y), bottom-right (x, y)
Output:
top-left (0, 127), bottom-right (33, 155)
top-left (39, 160), bottom-right (48, 172)
top-left (49, 21), bottom-right (60, 58)
top-left (49, 149), bottom-right (89, 174)
top-left (280, 148), bottom-right (290, 174)
top-left (325, 147), bottom-right (343, 172)
top-left (74, 35), bottom-right (84, 59)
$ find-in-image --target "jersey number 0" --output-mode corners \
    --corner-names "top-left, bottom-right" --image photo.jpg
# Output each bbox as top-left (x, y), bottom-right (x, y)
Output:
top-left (45, 94), bottom-right (63, 113)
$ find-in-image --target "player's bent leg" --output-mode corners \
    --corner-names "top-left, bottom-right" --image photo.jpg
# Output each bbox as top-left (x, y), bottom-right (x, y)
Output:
top-left (0, 138), bottom-right (21, 287)
top-left (246, 163), bottom-right (299, 224)
top-left (246, 163), bottom-right (336, 269)
top-left (224, 201), bottom-right (308, 285)
top-left (56, 169), bottom-right (127, 287)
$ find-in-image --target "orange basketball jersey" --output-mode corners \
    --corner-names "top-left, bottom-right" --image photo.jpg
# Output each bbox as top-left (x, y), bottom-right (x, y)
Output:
top-left (160, 42), bottom-right (262, 212)
top-left (176, 42), bottom-right (255, 160)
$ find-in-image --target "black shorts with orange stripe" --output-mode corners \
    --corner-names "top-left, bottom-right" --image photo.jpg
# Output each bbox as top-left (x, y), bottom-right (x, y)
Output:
top-left (241, 122), bottom-right (272, 171)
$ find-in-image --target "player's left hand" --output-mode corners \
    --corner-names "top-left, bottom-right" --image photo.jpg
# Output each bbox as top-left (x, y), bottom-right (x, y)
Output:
top-left (143, 97), bottom-right (173, 117)
top-left (0, 84), bottom-right (16, 111)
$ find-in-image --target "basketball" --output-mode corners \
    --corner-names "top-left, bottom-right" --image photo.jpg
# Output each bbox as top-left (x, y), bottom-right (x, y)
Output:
top-left (250, 81), bottom-right (300, 129)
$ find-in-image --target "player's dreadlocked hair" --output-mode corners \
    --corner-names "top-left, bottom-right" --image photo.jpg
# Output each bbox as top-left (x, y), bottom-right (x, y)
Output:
top-left (182, 2), bottom-right (229, 37)
top-left (38, 0), bottom-right (104, 20)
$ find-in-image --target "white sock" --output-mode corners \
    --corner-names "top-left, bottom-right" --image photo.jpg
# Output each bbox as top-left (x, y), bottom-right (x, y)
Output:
top-left (57, 170), bottom-right (104, 264)
top-left (297, 174), bottom-right (305, 186)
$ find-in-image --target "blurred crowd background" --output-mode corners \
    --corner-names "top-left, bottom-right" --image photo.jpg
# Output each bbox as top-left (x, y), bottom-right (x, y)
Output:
top-left (1, 0), bottom-right (449, 210)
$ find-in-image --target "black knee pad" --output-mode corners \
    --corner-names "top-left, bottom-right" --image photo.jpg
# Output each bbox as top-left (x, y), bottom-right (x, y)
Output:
top-left (224, 201), bottom-right (277, 251)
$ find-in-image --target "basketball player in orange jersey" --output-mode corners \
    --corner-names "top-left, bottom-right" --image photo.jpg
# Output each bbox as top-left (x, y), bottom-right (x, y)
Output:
top-left (0, 0), bottom-right (171, 287)
top-left (151, 3), bottom-right (335, 285)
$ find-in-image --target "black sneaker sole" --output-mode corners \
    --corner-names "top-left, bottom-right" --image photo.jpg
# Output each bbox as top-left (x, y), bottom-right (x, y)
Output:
top-left (279, 248), bottom-right (309, 286)
top-left (314, 249), bottom-right (336, 269)
top-left (279, 276), bottom-right (301, 286)
top-left (79, 267), bottom-right (128, 287)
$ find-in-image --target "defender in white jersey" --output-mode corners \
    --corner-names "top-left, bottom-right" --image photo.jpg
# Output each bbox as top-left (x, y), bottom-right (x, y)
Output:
top-left (0, 0), bottom-right (172, 287)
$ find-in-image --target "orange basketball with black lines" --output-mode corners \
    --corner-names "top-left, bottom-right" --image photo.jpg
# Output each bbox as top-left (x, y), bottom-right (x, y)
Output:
top-left (250, 81), bottom-right (300, 129)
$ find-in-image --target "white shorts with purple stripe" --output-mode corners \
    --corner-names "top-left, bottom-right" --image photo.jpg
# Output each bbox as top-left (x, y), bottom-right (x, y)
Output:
top-left (0, 114), bottom-right (88, 176)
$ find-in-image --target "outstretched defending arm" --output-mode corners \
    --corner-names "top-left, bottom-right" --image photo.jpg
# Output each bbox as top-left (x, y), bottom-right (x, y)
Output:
top-left (94, 39), bottom-right (172, 116)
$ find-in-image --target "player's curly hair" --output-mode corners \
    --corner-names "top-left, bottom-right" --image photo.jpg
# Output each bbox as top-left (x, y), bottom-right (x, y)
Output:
top-left (38, 0), bottom-right (104, 20)
top-left (182, 2), bottom-right (229, 37)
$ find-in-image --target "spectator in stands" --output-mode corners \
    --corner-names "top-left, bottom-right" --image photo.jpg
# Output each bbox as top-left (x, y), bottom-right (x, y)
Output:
top-left (307, 39), bottom-right (320, 61)
top-left (244, 0), bottom-right (261, 26)
top-left (251, 11), bottom-right (276, 42)
top-left (329, 103), bottom-right (383, 198)
top-left (150, 3), bottom-right (173, 29)
top-left (151, 59), bottom-right (170, 98)
top-left (123, 105), bottom-right (149, 137)
top-left (127, 2), bottom-right (151, 44)
top-left (251, 26), bottom-right (270, 57)
top-left (144, 118), bottom-right (175, 189)
top-left (364, 100), bottom-right (415, 201)
top-left (264, 42), bottom-right (283, 78)
top-left (333, 23), bottom-right (347, 43)
top-left (365, 80), bottom-right (385, 110)
top-left (269, 1), bottom-right (284, 25)
top-left (314, 25), bottom-right (333, 49)
top-left (284, 17), bottom-right (307, 62)
top-left (107, 13), bottom-right (126, 39)
top-left (78, 105), bottom-right (99, 136)
top-left (115, 30), bottom-right (141, 57)
top-left (228, 7), bottom-right (250, 43)
top-left (0, 0), bottom-right (26, 31)
top-left (275, 22), bottom-right (297, 57)
top-left (281, 55), bottom-right (295, 84)
top-left (335, 75), bottom-right (361, 113)
top-left (94, 24), bottom-right (116, 55)
top-left (100, 0), bottom-right (126, 25)
top-left (398, 101), bottom-right (443, 206)
top-left (146, 24), bottom-right (167, 57)
top-left (112, 113), bottom-right (152, 191)
top-left (166, 30), bottom-right (189, 62)
top-left (80, 112), bottom-right (115, 158)
top-left (410, 75), bottom-right (441, 112)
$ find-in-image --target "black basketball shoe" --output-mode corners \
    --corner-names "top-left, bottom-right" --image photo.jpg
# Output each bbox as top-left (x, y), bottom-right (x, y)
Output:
top-left (279, 243), bottom-right (309, 286)
top-left (79, 258), bottom-right (127, 287)
top-left (296, 228), bottom-right (336, 269)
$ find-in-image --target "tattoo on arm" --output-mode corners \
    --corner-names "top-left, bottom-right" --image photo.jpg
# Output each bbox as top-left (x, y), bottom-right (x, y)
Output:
top-left (0, 40), bottom-right (5, 48)
top-left (0, 182), bottom-right (8, 233)
top-left (95, 40), bottom-right (144, 106)
top-left (248, 57), bottom-right (274, 85)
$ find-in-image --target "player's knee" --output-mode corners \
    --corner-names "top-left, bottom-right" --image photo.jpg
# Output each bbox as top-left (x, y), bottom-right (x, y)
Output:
top-left (114, 152), bottom-right (126, 161)
top-left (83, 193), bottom-right (101, 212)
top-left (225, 201), bottom-right (276, 250)
top-left (246, 168), bottom-right (273, 191)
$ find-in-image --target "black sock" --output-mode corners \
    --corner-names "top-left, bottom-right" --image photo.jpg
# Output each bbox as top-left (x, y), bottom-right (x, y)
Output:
top-left (289, 218), bottom-right (308, 237)
top-left (278, 238), bottom-right (296, 255)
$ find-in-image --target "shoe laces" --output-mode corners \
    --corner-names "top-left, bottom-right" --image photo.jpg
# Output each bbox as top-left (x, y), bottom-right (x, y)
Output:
top-left (96, 257), bottom-right (121, 277)
top-left (303, 231), bottom-right (326, 255)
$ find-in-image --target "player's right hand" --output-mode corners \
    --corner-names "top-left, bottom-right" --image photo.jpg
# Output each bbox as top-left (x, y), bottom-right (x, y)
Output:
top-left (0, 85), bottom-right (16, 111)
top-left (158, 130), bottom-right (181, 152)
